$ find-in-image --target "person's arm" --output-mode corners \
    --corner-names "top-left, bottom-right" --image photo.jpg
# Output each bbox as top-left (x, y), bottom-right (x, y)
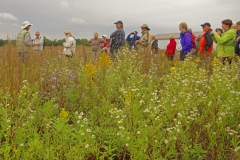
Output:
top-left (110, 30), bottom-right (117, 39)
top-left (213, 31), bottom-right (233, 45)
top-left (126, 34), bottom-right (131, 41)
top-left (204, 32), bottom-right (213, 50)
top-left (88, 39), bottom-right (92, 43)
top-left (63, 39), bottom-right (73, 48)
top-left (24, 33), bottom-right (33, 46)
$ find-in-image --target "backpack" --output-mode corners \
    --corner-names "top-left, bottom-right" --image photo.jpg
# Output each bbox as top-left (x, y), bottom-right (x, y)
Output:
top-left (43, 40), bottom-right (46, 49)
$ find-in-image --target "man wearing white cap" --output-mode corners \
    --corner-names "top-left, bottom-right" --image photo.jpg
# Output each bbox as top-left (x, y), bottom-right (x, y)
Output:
top-left (16, 21), bottom-right (37, 63)
top-left (63, 30), bottom-right (76, 58)
top-left (135, 24), bottom-right (152, 55)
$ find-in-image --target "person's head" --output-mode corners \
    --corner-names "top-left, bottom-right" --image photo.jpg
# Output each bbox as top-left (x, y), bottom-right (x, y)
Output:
top-left (140, 24), bottom-right (150, 32)
top-left (102, 35), bottom-right (107, 39)
top-left (152, 35), bottom-right (156, 40)
top-left (201, 22), bottom-right (211, 32)
top-left (197, 34), bottom-right (202, 39)
top-left (221, 19), bottom-right (232, 31)
top-left (188, 28), bottom-right (192, 33)
top-left (231, 21), bottom-right (236, 29)
top-left (21, 21), bottom-right (33, 31)
top-left (169, 34), bottom-right (175, 40)
top-left (64, 30), bottom-right (72, 37)
top-left (35, 31), bottom-right (40, 38)
top-left (134, 31), bottom-right (138, 35)
top-left (94, 32), bottom-right (98, 39)
top-left (236, 21), bottom-right (240, 31)
top-left (179, 22), bottom-right (188, 32)
top-left (215, 28), bottom-right (223, 36)
top-left (114, 21), bottom-right (123, 29)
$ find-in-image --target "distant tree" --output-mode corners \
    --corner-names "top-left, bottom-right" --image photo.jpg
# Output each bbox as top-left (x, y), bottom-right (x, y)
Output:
top-left (0, 39), bottom-right (6, 46)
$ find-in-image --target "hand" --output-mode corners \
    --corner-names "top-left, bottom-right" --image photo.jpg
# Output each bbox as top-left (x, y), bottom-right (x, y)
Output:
top-left (211, 30), bottom-right (216, 35)
top-left (33, 42), bottom-right (38, 46)
top-left (135, 40), bottom-right (140, 44)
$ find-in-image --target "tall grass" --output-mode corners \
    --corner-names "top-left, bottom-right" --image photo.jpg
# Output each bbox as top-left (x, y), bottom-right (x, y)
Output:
top-left (0, 43), bottom-right (240, 159)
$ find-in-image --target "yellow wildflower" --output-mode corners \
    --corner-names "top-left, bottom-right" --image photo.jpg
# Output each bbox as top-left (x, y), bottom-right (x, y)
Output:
top-left (60, 108), bottom-right (68, 119)
top-left (212, 56), bottom-right (218, 64)
top-left (83, 63), bottom-right (97, 77)
top-left (170, 67), bottom-right (176, 73)
top-left (98, 53), bottom-right (112, 69)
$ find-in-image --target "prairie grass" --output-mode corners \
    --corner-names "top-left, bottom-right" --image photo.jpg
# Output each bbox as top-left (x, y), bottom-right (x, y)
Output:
top-left (0, 43), bottom-right (240, 160)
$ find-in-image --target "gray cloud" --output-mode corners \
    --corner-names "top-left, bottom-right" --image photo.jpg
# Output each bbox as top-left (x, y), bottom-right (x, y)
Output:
top-left (0, 0), bottom-right (238, 40)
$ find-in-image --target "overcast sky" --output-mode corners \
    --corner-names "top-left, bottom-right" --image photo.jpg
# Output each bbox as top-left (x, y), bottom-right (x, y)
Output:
top-left (0, 0), bottom-right (239, 40)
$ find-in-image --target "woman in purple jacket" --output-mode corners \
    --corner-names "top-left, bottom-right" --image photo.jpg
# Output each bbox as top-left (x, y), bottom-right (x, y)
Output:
top-left (179, 22), bottom-right (193, 61)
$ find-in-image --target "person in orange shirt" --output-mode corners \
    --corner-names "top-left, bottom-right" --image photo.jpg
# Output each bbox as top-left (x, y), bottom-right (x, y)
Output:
top-left (198, 23), bottom-right (213, 54)
top-left (198, 22), bottom-right (213, 68)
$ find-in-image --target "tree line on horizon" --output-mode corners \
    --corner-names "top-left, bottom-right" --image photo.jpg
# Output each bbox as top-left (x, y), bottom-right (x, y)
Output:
top-left (0, 37), bottom-right (91, 47)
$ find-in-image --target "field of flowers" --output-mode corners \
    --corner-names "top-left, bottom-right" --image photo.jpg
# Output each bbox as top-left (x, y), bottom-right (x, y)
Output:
top-left (0, 44), bottom-right (240, 160)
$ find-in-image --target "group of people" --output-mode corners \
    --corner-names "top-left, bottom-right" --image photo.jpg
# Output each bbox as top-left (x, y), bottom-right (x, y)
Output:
top-left (165, 20), bottom-right (240, 64)
top-left (16, 19), bottom-right (240, 64)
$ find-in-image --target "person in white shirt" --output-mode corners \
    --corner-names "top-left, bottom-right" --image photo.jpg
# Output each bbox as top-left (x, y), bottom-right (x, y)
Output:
top-left (63, 30), bottom-right (76, 58)
top-left (33, 31), bottom-right (44, 51)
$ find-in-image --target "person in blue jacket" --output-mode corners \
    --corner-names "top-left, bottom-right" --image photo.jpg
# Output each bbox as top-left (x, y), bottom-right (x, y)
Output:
top-left (235, 21), bottom-right (240, 57)
top-left (126, 31), bottom-right (140, 50)
top-left (179, 22), bottom-right (193, 61)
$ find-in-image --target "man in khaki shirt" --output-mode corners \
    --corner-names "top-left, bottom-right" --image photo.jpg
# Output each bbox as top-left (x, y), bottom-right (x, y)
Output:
top-left (89, 32), bottom-right (105, 63)
top-left (135, 24), bottom-right (152, 55)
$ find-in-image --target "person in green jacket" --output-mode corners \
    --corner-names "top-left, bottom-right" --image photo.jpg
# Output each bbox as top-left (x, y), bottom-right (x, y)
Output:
top-left (17, 21), bottom-right (37, 63)
top-left (212, 19), bottom-right (236, 64)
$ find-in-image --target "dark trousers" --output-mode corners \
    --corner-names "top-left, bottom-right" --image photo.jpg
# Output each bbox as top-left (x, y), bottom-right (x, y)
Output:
top-left (180, 51), bottom-right (186, 61)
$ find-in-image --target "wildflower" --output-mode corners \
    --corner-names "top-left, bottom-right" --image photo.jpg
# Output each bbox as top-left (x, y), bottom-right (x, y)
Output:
top-left (83, 62), bottom-right (97, 77)
top-left (136, 131), bottom-right (140, 135)
top-left (164, 139), bottom-right (168, 144)
top-left (98, 53), bottom-right (112, 69)
top-left (234, 147), bottom-right (240, 152)
top-left (212, 56), bottom-right (218, 64)
top-left (77, 120), bottom-right (80, 124)
top-left (81, 133), bottom-right (85, 136)
top-left (20, 143), bottom-right (24, 147)
top-left (170, 67), bottom-right (176, 73)
top-left (60, 108), bottom-right (68, 119)
top-left (125, 143), bottom-right (129, 147)
top-left (86, 129), bottom-right (91, 133)
top-left (85, 144), bottom-right (89, 148)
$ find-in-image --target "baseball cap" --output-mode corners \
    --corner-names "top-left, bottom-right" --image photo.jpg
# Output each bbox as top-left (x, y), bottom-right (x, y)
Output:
top-left (201, 22), bottom-right (211, 27)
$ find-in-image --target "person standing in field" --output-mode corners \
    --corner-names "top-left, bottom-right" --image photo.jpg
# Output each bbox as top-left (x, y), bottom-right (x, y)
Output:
top-left (198, 22), bottom-right (213, 63)
top-left (101, 35), bottom-right (110, 54)
top-left (126, 31), bottom-right (140, 50)
top-left (17, 21), bottom-right (37, 63)
top-left (151, 35), bottom-right (158, 55)
top-left (196, 34), bottom-right (202, 54)
top-left (135, 24), bottom-right (152, 55)
top-left (188, 28), bottom-right (197, 56)
top-left (212, 19), bottom-right (236, 64)
top-left (178, 22), bottom-right (192, 61)
top-left (110, 21), bottom-right (125, 59)
top-left (165, 34), bottom-right (177, 62)
top-left (89, 32), bottom-right (105, 62)
top-left (63, 30), bottom-right (76, 58)
top-left (235, 21), bottom-right (240, 57)
top-left (33, 31), bottom-right (44, 52)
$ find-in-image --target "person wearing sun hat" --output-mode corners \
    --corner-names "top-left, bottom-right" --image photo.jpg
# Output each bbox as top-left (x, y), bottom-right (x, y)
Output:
top-left (16, 21), bottom-right (37, 63)
top-left (135, 24), bottom-right (152, 55)
top-left (62, 30), bottom-right (76, 58)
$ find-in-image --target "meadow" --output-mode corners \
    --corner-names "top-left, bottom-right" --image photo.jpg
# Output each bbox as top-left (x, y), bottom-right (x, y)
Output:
top-left (0, 43), bottom-right (240, 160)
